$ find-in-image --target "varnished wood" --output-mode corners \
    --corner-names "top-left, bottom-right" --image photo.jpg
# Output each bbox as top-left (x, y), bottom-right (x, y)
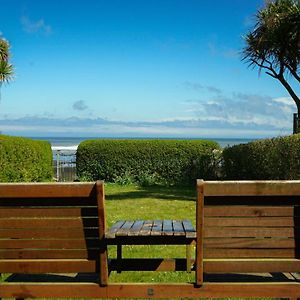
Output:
top-left (0, 259), bottom-right (97, 273)
top-left (204, 227), bottom-right (295, 238)
top-left (0, 228), bottom-right (99, 239)
top-left (204, 248), bottom-right (297, 258)
top-left (96, 181), bottom-right (108, 286)
top-left (2, 283), bottom-right (300, 299)
top-left (204, 258), bottom-right (300, 273)
top-left (202, 180), bottom-right (300, 196)
top-left (0, 182), bottom-right (100, 198)
top-left (204, 237), bottom-right (297, 249)
top-left (0, 207), bottom-right (98, 218)
top-left (0, 217), bottom-right (99, 228)
top-left (0, 249), bottom-right (98, 259)
top-left (196, 179), bottom-right (204, 286)
top-left (204, 205), bottom-right (295, 217)
top-left (0, 181), bottom-right (107, 283)
top-left (205, 216), bottom-right (296, 227)
top-left (197, 179), bottom-right (300, 294)
top-left (0, 238), bottom-right (99, 249)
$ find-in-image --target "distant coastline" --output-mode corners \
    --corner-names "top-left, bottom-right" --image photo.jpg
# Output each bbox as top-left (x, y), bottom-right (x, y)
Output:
top-left (30, 136), bottom-right (257, 150)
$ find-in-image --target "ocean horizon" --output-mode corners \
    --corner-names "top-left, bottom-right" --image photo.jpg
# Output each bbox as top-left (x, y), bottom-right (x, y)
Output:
top-left (31, 136), bottom-right (259, 149)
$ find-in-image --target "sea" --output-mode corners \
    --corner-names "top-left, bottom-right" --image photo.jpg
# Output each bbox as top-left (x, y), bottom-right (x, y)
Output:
top-left (31, 136), bottom-right (257, 151)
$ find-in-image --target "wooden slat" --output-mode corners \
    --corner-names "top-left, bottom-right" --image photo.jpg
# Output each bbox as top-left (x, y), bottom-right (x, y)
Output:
top-left (0, 249), bottom-right (98, 259)
top-left (172, 220), bottom-right (185, 236)
top-left (204, 227), bottom-right (295, 238)
top-left (201, 180), bottom-right (300, 196)
top-left (151, 220), bottom-right (163, 236)
top-left (162, 220), bottom-right (173, 236)
top-left (0, 239), bottom-right (99, 249)
top-left (0, 259), bottom-right (97, 273)
top-left (128, 220), bottom-right (144, 236)
top-left (0, 198), bottom-right (97, 206)
top-left (203, 248), bottom-right (297, 258)
top-left (204, 206), bottom-right (294, 217)
top-left (116, 221), bottom-right (134, 236)
top-left (0, 218), bottom-right (99, 229)
top-left (95, 181), bottom-right (108, 286)
top-left (0, 182), bottom-right (100, 198)
top-left (204, 216), bottom-right (295, 227)
top-left (196, 179), bottom-right (204, 286)
top-left (0, 228), bottom-right (99, 239)
top-left (0, 207), bottom-right (98, 218)
top-left (4, 282), bottom-right (300, 299)
top-left (106, 221), bottom-right (125, 239)
top-left (2, 283), bottom-right (300, 299)
top-left (204, 238), bottom-right (297, 249)
top-left (182, 220), bottom-right (196, 238)
top-left (140, 220), bottom-right (153, 235)
top-left (204, 258), bottom-right (300, 273)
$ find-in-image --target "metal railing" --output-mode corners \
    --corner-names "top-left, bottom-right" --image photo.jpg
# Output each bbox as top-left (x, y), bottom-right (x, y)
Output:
top-left (53, 150), bottom-right (77, 182)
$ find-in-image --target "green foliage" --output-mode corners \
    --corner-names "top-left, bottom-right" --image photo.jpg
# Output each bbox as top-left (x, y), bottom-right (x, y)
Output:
top-left (76, 139), bottom-right (220, 186)
top-left (222, 134), bottom-right (300, 179)
top-left (0, 135), bottom-right (53, 182)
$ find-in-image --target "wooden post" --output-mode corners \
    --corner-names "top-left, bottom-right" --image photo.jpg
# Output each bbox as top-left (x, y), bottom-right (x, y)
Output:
top-left (195, 179), bottom-right (204, 286)
top-left (96, 181), bottom-right (108, 286)
top-left (186, 242), bottom-right (192, 273)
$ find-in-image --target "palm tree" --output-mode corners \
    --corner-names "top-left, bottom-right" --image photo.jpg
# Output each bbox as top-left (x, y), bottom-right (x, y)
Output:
top-left (243, 0), bottom-right (300, 132)
top-left (0, 38), bottom-right (13, 101)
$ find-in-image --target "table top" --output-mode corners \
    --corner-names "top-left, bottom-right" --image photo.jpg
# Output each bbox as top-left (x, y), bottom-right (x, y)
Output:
top-left (106, 219), bottom-right (196, 239)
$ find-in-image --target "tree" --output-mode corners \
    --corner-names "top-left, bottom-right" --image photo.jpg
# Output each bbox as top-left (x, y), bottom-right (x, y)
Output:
top-left (243, 0), bottom-right (300, 132)
top-left (0, 38), bottom-right (13, 101)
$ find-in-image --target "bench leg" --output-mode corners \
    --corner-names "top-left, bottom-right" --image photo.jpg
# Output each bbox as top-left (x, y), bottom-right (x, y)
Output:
top-left (117, 244), bottom-right (122, 273)
top-left (186, 242), bottom-right (192, 272)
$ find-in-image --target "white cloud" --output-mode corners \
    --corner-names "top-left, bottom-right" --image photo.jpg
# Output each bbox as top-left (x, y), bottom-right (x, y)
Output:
top-left (21, 16), bottom-right (52, 35)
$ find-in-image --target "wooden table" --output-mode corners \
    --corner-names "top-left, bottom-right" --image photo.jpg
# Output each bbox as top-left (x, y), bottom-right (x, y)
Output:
top-left (106, 220), bottom-right (196, 272)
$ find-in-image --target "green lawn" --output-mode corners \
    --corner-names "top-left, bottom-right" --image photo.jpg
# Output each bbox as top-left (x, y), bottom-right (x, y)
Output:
top-left (105, 183), bottom-right (196, 284)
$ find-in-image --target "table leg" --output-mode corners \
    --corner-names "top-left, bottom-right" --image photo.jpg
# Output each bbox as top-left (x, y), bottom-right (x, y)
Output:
top-left (186, 242), bottom-right (192, 272)
top-left (117, 244), bottom-right (122, 273)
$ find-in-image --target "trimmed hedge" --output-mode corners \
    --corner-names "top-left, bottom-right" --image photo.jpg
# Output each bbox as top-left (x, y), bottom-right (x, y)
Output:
top-left (222, 134), bottom-right (300, 180)
top-left (0, 135), bottom-right (53, 182)
top-left (76, 139), bottom-right (220, 185)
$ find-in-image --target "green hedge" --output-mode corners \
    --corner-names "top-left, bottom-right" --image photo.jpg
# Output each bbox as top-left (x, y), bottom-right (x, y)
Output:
top-left (222, 134), bottom-right (300, 180)
top-left (0, 135), bottom-right (53, 182)
top-left (76, 139), bottom-right (220, 185)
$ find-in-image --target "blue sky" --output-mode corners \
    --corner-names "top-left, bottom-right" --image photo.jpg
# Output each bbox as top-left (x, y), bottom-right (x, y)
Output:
top-left (0, 0), bottom-right (299, 138)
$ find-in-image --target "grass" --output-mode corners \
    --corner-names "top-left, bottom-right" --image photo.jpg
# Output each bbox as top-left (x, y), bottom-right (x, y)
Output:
top-left (105, 183), bottom-right (196, 284)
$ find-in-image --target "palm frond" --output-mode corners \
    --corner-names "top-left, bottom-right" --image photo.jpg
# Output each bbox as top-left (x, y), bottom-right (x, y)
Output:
top-left (0, 60), bottom-right (14, 84)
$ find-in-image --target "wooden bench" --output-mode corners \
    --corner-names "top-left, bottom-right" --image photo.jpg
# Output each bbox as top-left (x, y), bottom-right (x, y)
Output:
top-left (0, 181), bottom-right (109, 298)
top-left (196, 179), bottom-right (300, 298)
top-left (2, 180), bottom-right (300, 299)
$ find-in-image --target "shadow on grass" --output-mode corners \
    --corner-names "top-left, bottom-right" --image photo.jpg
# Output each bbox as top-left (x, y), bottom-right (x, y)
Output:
top-left (106, 185), bottom-right (196, 202)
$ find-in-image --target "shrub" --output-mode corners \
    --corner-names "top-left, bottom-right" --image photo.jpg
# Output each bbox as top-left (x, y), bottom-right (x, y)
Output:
top-left (76, 139), bottom-right (220, 185)
top-left (0, 135), bottom-right (53, 182)
top-left (222, 134), bottom-right (300, 180)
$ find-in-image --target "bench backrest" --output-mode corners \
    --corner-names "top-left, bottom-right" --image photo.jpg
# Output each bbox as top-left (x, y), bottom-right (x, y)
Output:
top-left (0, 181), bottom-right (107, 284)
top-left (196, 180), bottom-right (300, 284)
